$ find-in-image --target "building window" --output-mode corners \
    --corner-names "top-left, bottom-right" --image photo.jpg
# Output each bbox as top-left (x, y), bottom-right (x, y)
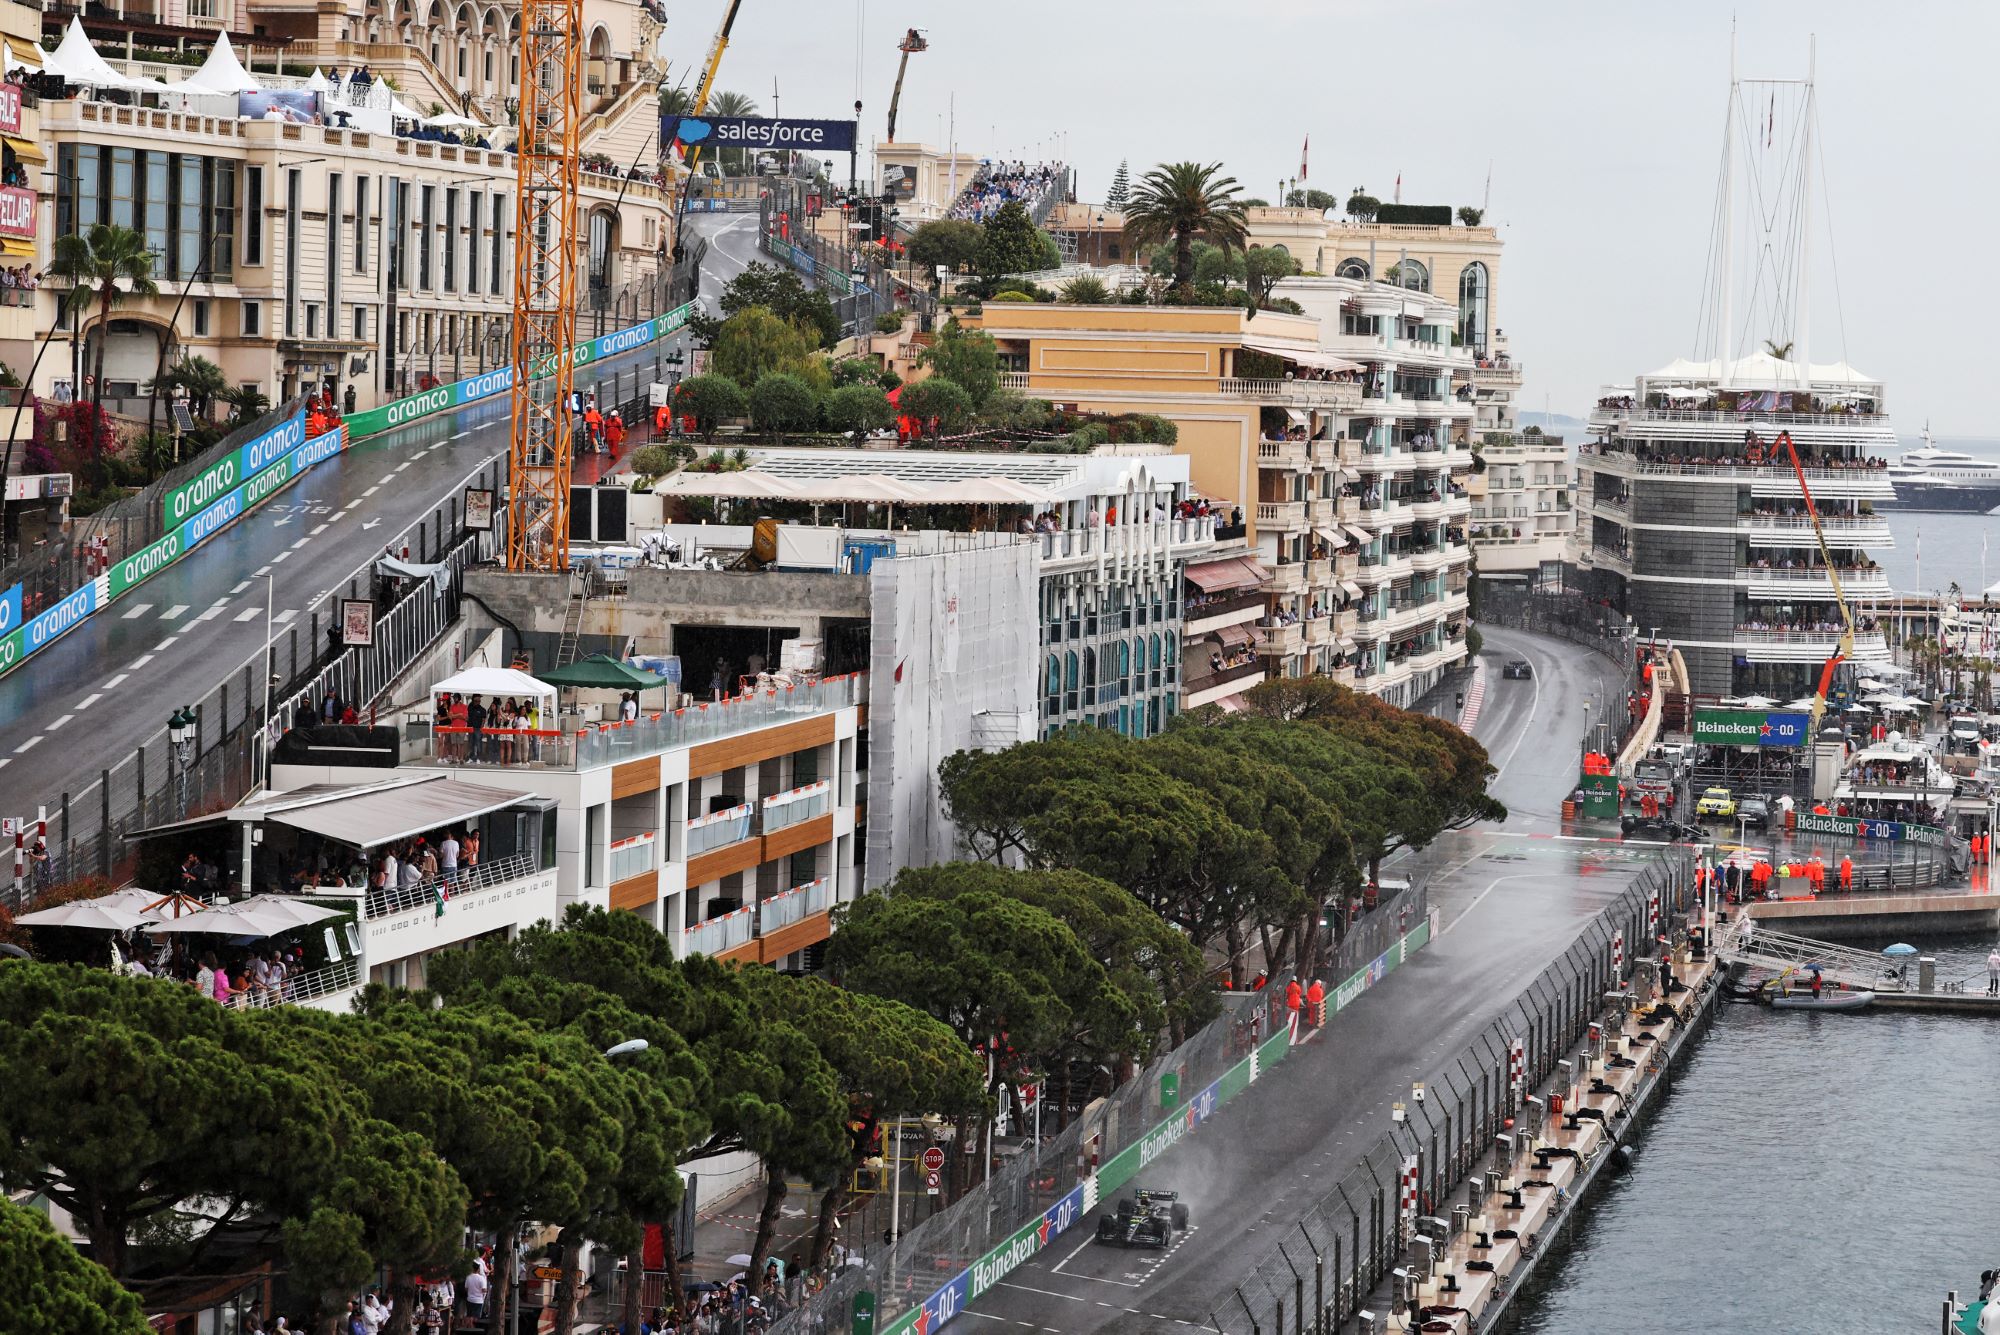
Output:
top-left (284, 169), bottom-right (301, 336)
top-left (304, 302), bottom-right (319, 338)
top-left (187, 0), bottom-right (215, 17)
top-left (174, 156), bottom-right (202, 279)
top-left (242, 301), bottom-right (261, 336)
top-left (207, 159), bottom-right (236, 281)
top-left (192, 299), bottom-right (209, 336)
top-left (490, 193), bottom-right (505, 294)
top-left (1392, 257), bottom-right (1429, 292)
top-left (1335, 257), bottom-right (1369, 281)
top-left (353, 175), bottom-right (369, 273)
top-left (326, 173), bottom-right (342, 318)
top-left (353, 305), bottom-right (367, 340)
top-left (418, 184), bottom-right (434, 290)
top-left (143, 152), bottom-right (169, 275)
top-left (243, 165), bottom-right (263, 266)
top-left (443, 188), bottom-right (457, 291)
top-left (466, 191), bottom-right (480, 295)
top-left (1458, 262), bottom-right (1489, 354)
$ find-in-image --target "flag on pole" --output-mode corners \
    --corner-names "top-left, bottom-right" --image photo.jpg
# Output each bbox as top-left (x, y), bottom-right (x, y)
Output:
top-left (1300, 135), bottom-right (1309, 182)
top-left (1394, 172), bottom-right (1402, 204)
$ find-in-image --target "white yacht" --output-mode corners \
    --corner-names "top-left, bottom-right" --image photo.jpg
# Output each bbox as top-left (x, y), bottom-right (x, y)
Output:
top-left (1882, 427), bottom-right (2000, 513)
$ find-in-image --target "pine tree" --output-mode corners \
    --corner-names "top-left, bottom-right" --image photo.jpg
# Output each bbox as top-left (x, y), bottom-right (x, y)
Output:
top-left (1106, 159), bottom-right (1131, 211)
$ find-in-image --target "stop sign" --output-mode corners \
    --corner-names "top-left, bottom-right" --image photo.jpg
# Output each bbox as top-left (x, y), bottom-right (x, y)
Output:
top-left (921, 1146), bottom-right (945, 1172)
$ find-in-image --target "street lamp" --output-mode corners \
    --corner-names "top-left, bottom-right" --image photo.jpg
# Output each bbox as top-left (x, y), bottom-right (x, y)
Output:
top-left (258, 574), bottom-right (275, 794)
top-left (168, 706), bottom-right (197, 817)
top-left (604, 1038), bottom-right (649, 1058)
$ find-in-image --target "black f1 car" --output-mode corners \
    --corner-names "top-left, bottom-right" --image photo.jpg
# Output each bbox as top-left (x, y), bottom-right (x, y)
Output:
top-left (1094, 1189), bottom-right (1189, 1248)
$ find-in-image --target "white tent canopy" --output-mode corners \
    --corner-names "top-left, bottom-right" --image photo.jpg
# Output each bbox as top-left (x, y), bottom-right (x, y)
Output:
top-left (422, 112), bottom-right (486, 129)
top-left (304, 67), bottom-right (331, 91)
top-left (430, 666), bottom-right (557, 703)
top-left (44, 18), bottom-right (152, 89)
top-left (180, 30), bottom-right (260, 94)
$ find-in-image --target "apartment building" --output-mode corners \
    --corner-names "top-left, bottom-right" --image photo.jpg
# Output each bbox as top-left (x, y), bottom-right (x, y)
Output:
top-left (2, 0), bottom-right (668, 415)
top-left (1245, 207), bottom-right (1572, 586)
top-left (965, 289), bottom-right (1472, 708)
top-left (256, 669), bottom-right (865, 1003)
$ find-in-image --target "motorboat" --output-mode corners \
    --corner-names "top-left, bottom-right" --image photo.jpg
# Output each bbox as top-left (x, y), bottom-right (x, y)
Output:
top-left (1767, 988), bottom-right (1874, 1012)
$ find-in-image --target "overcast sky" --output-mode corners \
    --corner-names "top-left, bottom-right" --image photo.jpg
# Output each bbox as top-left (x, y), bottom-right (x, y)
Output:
top-left (676, 1), bottom-right (1998, 436)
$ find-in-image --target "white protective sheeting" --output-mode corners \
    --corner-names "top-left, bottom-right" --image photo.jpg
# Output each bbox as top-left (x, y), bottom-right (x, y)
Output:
top-left (863, 541), bottom-right (1039, 890)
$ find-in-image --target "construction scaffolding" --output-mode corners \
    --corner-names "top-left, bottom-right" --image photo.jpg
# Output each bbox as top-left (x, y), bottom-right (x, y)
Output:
top-left (505, 0), bottom-right (583, 571)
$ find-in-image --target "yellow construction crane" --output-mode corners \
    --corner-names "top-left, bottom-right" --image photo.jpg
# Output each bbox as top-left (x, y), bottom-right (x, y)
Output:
top-left (681, 0), bottom-right (745, 178)
top-left (885, 28), bottom-right (927, 144)
top-left (1769, 428), bottom-right (1855, 738)
top-left (504, 0), bottom-right (584, 571)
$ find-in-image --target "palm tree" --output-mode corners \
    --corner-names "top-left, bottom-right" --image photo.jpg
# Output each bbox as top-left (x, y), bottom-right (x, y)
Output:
top-left (1121, 162), bottom-right (1249, 298)
top-left (48, 223), bottom-right (159, 432)
top-left (1, 250), bottom-right (112, 503)
top-left (1763, 339), bottom-right (1795, 361)
top-left (707, 90), bottom-right (758, 174)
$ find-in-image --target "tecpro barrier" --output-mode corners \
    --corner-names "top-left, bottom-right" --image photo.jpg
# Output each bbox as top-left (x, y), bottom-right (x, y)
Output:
top-left (344, 301), bottom-right (698, 439)
top-left (0, 417), bottom-right (342, 675)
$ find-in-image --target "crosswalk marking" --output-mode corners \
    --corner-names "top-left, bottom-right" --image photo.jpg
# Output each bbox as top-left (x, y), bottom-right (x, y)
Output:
top-left (234, 607), bottom-right (263, 622)
top-left (121, 603), bottom-right (154, 619)
top-left (161, 605), bottom-right (188, 620)
top-left (274, 609), bottom-right (298, 624)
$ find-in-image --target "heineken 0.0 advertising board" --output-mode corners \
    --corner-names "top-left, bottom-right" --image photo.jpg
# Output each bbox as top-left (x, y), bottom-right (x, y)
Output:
top-left (1692, 708), bottom-right (1810, 748)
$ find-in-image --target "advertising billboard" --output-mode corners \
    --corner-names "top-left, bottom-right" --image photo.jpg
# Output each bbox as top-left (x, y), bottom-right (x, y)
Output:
top-left (661, 114), bottom-right (857, 154)
top-left (1691, 708), bottom-right (1809, 748)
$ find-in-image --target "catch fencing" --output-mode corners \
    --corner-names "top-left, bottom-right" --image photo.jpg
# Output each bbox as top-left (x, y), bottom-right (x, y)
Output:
top-left (769, 881), bottom-right (1434, 1335)
top-left (1221, 848), bottom-right (1696, 1335)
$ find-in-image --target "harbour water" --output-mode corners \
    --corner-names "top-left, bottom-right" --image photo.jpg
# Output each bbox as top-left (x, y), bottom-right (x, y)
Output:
top-left (1869, 436), bottom-right (1998, 599)
top-left (1510, 937), bottom-right (2000, 1335)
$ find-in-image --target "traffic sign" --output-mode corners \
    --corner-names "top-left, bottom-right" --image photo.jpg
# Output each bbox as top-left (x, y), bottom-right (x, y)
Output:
top-left (531, 1265), bottom-right (572, 1281)
top-left (924, 1169), bottom-right (940, 1195)
top-left (920, 1146), bottom-right (945, 1172)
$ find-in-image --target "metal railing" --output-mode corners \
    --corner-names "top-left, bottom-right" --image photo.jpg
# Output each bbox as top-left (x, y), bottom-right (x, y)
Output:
top-left (240, 957), bottom-right (362, 1009)
top-left (680, 903), bottom-right (755, 957)
top-left (363, 850), bottom-right (539, 919)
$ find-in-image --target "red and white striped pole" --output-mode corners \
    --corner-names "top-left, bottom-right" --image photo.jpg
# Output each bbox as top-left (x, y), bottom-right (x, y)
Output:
top-left (9, 817), bottom-right (22, 900)
top-left (1612, 929), bottom-right (1625, 983)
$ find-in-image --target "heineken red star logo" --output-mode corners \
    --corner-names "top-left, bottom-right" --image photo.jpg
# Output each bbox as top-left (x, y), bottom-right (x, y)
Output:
top-left (1758, 720), bottom-right (1774, 737)
top-left (1855, 821), bottom-right (1869, 837)
top-left (1036, 1212), bottom-right (1053, 1246)
top-left (913, 1302), bottom-right (933, 1335)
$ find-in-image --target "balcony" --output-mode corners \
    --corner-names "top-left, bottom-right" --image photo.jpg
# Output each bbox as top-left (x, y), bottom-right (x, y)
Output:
top-left (1218, 377), bottom-right (1361, 410)
top-left (1740, 512), bottom-right (1893, 546)
top-left (1304, 614), bottom-right (1335, 646)
top-left (1256, 500), bottom-right (1308, 532)
top-left (1730, 627), bottom-right (1893, 664)
top-left (686, 802), bottom-right (756, 857)
top-left (1255, 619), bottom-right (1305, 657)
top-left (1470, 360), bottom-right (1523, 389)
top-left (1577, 447), bottom-right (1896, 500)
top-left (1266, 562), bottom-right (1307, 596)
top-left (1038, 516), bottom-right (1217, 569)
top-left (1736, 565), bottom-right (1892, 599)
top-left (762, 780), bottom-right (832, 833)
top-left (1307, 496), bottom-right (1338, 527)
top-left (1304, 557), bottom-right (1333, 586)
top-left (1185, 657), bottom-right (1265, 707)
top-left (1409, 545), bottom-right (1449, 573)
top-left (1187, 588), bottom-right (1269, 633)
top-left (417, 674), bottom-right (866, 772)
top-left (1258, 437), bottom-right (1310, 470)
top-left (360, 851), bottom-right (559, 983)
top-left (609, 832), bottom-right (658, 883)
top-left (244, 959), bottom-right (363, 1011)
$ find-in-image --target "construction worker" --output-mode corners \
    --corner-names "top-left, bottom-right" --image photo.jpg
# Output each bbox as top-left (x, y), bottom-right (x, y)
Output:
top-left (1839, 854), bottom-right (1853, 889)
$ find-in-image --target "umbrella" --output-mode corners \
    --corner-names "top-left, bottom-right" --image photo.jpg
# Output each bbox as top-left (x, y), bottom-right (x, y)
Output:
top-left (724, 1254), bottom-right (754, 1268)
top-left (1737, 695), bottom-right (1775, 708)
top-left (148, 900), bottom-right (335, 938)
top-left (1882, 943), bottom-right (1918, 957)
top-left (229, 896), bottom-right (347, 928)
top-left (422, 111), bottom-right (487, 129)
top-left (141, 890), bottom-right (210, 919)
top-left (14, 901), bottom-right (157, 931)
top-left (537, 654), bottom-right (668, 690)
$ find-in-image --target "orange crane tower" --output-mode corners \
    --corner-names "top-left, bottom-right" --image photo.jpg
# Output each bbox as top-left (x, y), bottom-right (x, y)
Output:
top-left (504, 0), bottom-right (584, 571)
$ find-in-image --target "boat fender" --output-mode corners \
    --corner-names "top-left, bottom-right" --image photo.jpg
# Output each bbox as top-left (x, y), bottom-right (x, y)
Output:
top-left (1610, 1144), bottom-right (1635, 1172)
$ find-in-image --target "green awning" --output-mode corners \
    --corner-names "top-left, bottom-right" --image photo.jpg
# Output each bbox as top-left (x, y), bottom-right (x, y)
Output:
top-left (537, 653), bottom-right (669, 689)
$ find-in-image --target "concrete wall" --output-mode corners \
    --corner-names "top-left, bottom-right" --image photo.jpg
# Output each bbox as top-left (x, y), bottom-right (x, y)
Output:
top-left (465, 566), bottom-right (871, 655)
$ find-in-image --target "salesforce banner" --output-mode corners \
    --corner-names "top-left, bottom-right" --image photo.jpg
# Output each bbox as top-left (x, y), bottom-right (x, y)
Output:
top-left (661, 114), bottom-right (857, 154)
top-left (345, 303), bottom-right (698, 440)
top-left (0, 425), bottom-right (347, 676)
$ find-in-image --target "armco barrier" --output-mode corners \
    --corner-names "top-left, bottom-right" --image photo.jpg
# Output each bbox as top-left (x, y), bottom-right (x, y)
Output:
top-left (344, 300), bottom-right (697, 439)
top-left (854, 899), bottom-right (1437, 1335)
top-left (0, 416), bottom-right (344, 678)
